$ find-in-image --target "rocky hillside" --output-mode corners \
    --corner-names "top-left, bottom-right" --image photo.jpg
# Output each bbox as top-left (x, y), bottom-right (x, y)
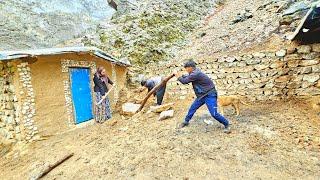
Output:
top-left (0, 0), bottom-right (115, 50)
top-left (176, 0), bottom-right (319, 61)
top-left (83, 0), bottom-right (216, 65)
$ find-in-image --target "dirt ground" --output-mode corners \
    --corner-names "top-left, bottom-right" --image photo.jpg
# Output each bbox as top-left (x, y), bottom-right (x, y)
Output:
top-left (1, 96), bottom-right (319, 180)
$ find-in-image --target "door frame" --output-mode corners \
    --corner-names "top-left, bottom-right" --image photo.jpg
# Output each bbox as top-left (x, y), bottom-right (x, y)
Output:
top-left (69, 67), bottom-right (94, 124)
top-left (61, 59), bottom-right (97, 126)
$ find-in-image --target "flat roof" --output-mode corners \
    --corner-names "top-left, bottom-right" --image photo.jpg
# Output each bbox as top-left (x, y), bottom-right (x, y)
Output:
top-left (0, 46), bottom-right (131, 67)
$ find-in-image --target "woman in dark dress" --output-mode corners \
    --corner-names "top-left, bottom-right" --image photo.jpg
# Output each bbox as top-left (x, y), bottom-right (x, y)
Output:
top-left (93, 67), bottom-right (114, 123)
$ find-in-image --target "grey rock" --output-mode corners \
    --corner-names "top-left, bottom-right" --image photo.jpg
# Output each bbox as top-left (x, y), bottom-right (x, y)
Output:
top-left (276, 49), bottom-right (286, 57)
top-left (158, 110), bottom-right (174, 121)
top-left (283, 2), bottom-right (309, 16)
top-left (297, 45), bottom-right (312, 54)
top-left (312, 44), bottom-right (320, 52)
top-left (299, 59), bottom-right (319, 67)
top-left (303, 74), bottom-right (320, 83)
top-left (245, 58), bottom-right (261, 65)
top-left (300, 67), bottom-right (312, 74)
top-left (302, 52), bottom-right (319, 60)
top-left (312, 66), bottom-right (320, 73)
top-left (252, 52), bottom-right (266, 58)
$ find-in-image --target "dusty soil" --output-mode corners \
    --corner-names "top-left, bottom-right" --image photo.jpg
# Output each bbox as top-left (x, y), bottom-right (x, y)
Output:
top-left (1, 97), bottom-right (319, 179)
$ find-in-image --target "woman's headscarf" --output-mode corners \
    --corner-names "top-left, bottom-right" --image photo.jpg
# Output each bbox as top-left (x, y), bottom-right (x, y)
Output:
top-left (96, 67), bottom-right (108, 84)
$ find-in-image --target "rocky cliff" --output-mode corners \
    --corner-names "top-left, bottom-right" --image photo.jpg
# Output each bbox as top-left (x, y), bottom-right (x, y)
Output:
top-left (0, 0), bottom-right (115, 50)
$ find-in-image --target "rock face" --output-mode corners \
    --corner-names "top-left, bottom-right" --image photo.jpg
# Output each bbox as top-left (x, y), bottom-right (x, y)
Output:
top-left (84, 0), bottom-right (215, 65)
top-left (0, 0), bottom-right (116, 50)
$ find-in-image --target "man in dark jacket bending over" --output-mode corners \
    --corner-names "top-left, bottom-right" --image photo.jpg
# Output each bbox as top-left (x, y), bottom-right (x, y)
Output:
top-left (141, 76), bottom-right (166, 105)
top-left (175, 60), bottom-right (230, 133)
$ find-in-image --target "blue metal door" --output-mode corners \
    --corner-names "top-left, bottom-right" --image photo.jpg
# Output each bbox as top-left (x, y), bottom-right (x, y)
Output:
top-left (70, 68), bottom-right (93, 124)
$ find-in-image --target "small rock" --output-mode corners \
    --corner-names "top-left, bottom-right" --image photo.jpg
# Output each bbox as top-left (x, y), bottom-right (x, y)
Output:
top-left (303, 74), bottom-right (320, 83)
top-left (226, 57), bottom-right (236, 63)
top-left (158, 110), bottom-right (174, 121)
top-left (270, 61), bottom-right (285, 69)
top-left (150, 103), bottom-right (174, 113)
top-left (254, 64), bottom-right (269, 71)
top-left (265, 52), bottom-right (276, 57)
top-left (286, 47), bottom-right (296, 54)
top-left (312, 44), bottom-right (320, 52)
top-left (312, 65), bottom-right (320, 73)
top-left (252, 52), bottom-right (266, 58)
top-left (297, 45), bottom-right (312, 54)
top-left (276, 49), bottom-right (286, 57)
top-left (302, 52), bottom-right (319, 60)
top-left (300, 67), bottom-right (312, 74)
top-left (299, 59), bottom-right (319, 67)
top-left (275, 75), bottom-right (290, 83)
top-left (121, 103), bottom-right (140, 115)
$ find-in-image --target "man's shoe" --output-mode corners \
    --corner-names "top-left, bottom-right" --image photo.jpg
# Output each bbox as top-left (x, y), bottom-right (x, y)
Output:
top-left (179, 122), bottom-right (189, 128)
top-left (224, 125), bottom-right (231, 134)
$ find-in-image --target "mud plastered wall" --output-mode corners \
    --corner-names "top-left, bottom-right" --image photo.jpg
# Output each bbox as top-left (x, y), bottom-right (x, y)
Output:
top-left (145, 44), bottom-right (320, 101)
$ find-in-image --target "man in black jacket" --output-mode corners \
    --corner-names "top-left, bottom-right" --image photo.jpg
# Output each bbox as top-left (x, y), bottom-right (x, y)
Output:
top-left (175, 60), bottom-right (230, 133)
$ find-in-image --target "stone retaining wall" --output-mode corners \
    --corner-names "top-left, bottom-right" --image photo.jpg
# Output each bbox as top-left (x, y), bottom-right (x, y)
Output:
top-left (145, 44), bottom-right (320, 101)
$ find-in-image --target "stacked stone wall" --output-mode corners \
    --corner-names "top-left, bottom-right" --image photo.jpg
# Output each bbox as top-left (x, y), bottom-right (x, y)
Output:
top-left (145, 44), bottom-right (320, 101)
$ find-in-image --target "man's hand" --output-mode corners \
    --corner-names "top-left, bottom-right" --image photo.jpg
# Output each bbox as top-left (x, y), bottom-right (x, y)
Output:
top-left (173, 71), bottom-right (183, 77)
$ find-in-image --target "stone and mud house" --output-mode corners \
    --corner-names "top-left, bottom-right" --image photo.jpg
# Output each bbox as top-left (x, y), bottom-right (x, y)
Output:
top-left (0, 47), bottom-right (130, 143)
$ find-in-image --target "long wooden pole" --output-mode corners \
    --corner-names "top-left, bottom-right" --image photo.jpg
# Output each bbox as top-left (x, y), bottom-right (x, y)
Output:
top-left (96, 84), bottom-right (115, 105)
top-left (137, 74), bottom-right (175, 112)
top-left (34, 153), bottom-right (74, 180)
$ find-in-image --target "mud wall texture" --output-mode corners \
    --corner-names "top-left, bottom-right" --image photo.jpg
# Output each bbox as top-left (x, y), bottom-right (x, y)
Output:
top-left (145, 43), bottom-right (320, 101)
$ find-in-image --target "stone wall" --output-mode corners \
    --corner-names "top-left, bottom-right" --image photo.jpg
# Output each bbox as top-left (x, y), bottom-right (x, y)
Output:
top-left (17, 62), bottom-right (39, 142)
top-left (0, 61), bottom-right (40, 143)
top-left (145, 43), bottom-right (320, 101)
top-left (0, 62), bottom-right (19, 142)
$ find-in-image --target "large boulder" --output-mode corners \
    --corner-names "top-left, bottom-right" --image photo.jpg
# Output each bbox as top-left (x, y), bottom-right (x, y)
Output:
top-left (121, 103), bottom-right (140, 115)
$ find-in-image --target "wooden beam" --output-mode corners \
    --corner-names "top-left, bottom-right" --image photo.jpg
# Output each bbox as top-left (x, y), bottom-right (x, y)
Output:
top-left (34, 153), bottom-right (74, 179)
top-left (137, 74), bottom-right (175, 112)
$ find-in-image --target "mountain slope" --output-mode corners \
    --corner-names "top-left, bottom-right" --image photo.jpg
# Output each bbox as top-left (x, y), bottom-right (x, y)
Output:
top-left (0, 0), bottom-right (115, 50)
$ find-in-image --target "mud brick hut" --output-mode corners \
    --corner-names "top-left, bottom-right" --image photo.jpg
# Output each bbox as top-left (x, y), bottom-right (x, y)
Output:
top-left (0, 47), bottom-right (130, 143)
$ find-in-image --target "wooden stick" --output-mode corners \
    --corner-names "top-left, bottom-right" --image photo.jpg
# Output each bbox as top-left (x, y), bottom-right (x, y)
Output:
top-left (34, 153), bottom-right (74, 180)
top-left (96, 85), bottom-right (115, 105)
top-left (137, 74), bottom-right (175, 112)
